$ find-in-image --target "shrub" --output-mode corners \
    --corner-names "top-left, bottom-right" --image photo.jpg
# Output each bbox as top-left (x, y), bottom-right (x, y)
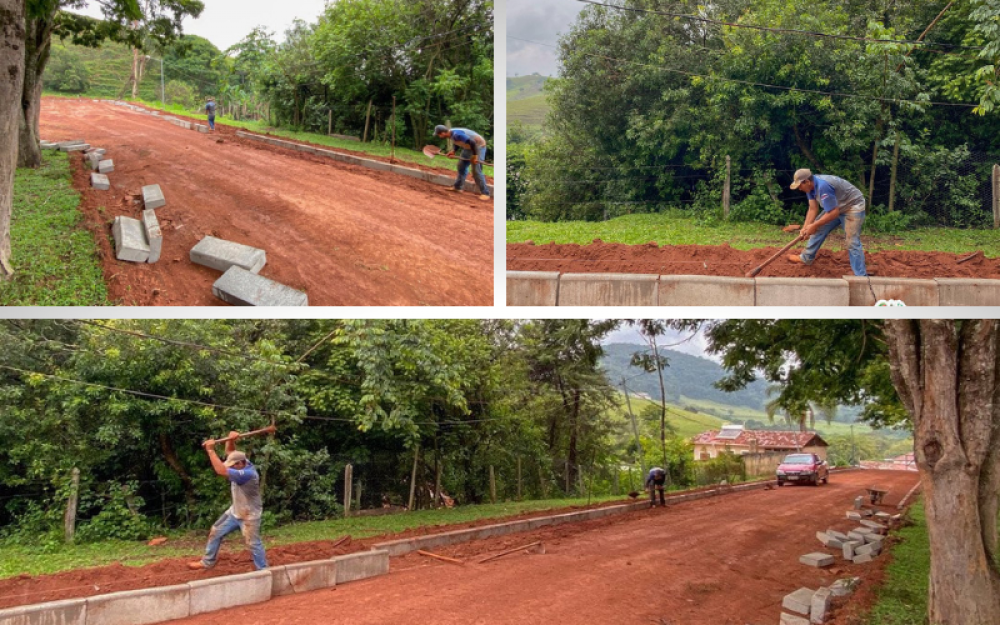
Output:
top-left (47, 47), bottom-right (90, 93)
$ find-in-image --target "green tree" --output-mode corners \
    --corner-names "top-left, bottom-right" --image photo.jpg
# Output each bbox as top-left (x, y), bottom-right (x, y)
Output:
top-left (46, 46), bottom-right (89, 92)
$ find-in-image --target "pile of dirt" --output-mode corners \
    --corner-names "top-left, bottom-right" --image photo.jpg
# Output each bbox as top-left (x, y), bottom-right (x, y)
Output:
top-left (507, 240), bottom-right (1000, 278)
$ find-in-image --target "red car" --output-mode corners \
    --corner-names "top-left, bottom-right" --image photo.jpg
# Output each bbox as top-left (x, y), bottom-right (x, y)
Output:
top-left (776, 453), bottom-right (829, 486)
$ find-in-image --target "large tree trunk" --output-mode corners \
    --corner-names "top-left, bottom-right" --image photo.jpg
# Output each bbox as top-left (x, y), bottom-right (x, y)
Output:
top-left (0, 0), bottom-right (26, 279)
top-left (884, 320), bottom-right (1000, 625)
top-left (17, 14), bottom-right (53, 169)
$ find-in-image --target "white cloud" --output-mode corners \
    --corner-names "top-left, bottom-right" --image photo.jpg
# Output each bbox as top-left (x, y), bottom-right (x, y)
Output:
top-left (507, 0), bottom-right (583, 76)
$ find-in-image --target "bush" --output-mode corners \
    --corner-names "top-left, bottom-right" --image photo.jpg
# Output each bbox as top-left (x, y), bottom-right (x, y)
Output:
top-left (164, 80), bottom-right (198, 110)
top-left (692, 453), bottom-right (745, 486)
top-left (75, 481), bottom-right (152, 542)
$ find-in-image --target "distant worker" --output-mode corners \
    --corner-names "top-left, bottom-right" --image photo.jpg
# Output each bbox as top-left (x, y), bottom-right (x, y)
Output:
top-left (188, 432), bottom-right (267, 571)
top-left (205, 97), bottom-right (217, 131)
top-left (434, 124), bottom-right (491, 201)
top-left (646, 467), bottom-right (667, 507)
top-left (785, 168), bottom-right (868, 276)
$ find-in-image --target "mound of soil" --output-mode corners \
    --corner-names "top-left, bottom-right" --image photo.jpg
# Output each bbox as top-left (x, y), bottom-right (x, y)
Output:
top-left (507, 240), bottom-right (1000, 278)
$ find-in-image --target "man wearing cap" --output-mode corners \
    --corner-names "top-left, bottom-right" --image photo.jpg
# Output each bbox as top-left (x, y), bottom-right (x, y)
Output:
top-left (434, 125), bottom-right (491, 201)
top-left (205, 97), bottom-right (217, 131)
top-left (786, 168), bottom-right (868, 276)
top-left (645, 466), bottom-right (667, 507)
top-left (188, 431), bottom-right (267, 571)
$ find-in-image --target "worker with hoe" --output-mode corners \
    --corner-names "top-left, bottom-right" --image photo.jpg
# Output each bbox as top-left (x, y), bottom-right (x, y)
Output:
top-left (434, 124), bottom-right (491, 201)
top-left (205, 97), bottom-right (217, 131)
top-left (646, 466), bottom-right (668, 507)
top-left (188, 431), bottom-right (267, 571)
top-left (784, 168), bottom-right (868, 276)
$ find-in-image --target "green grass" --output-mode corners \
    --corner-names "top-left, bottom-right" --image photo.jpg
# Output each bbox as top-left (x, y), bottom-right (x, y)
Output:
top-left (132, 99), bottom-right (494, 178)
top-left (864, 501), bottom-right (930, 625)
top-left (0, 496), bottom-right (621, 579)
top-left (0, 151), bottom-right (108, 306)
top-left (506, 75), bottom-right (549, 101)
top-left (507, 212), bottom-right (1000, 256)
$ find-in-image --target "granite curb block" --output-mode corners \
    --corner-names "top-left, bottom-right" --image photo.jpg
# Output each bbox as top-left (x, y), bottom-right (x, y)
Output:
top-left (505, 271), bottom-right (1000, 306)
top-left (333, 550), bottom-right (389, 584)
top-left (271, 560), bottom-right (338, 596)
top-left (234, 130), bottom-right (493, 194)
top-left (85, 585), bottom-right (190, 625)
top-left (188, 570), bottom-right (271, 616)
top-left (0, 598), bottom-right (87, 625)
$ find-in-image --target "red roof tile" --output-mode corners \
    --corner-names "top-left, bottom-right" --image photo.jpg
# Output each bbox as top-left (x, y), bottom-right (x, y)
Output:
top-left (692, 429), bottom-right (827, 449)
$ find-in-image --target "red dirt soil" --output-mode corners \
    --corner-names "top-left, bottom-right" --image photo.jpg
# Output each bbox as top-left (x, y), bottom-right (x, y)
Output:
top-left (508, 240), bottom-right (1000, 278)
top-left (38, 98), bottom-right (492, 305)
top-left (171, 470), bottom-right (914, 625)
top-left (0, 498), bottom-right (647, 610)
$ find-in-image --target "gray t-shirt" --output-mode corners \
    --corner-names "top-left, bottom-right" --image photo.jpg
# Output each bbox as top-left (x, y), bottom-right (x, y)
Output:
top-left (226, 461), bottom-right (262, 521)
top-left (809, 175), bottom-right (865, 214)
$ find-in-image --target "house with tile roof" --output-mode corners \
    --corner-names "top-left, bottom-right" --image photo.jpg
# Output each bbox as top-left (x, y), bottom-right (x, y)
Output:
top-left (692, 424), bottom-right (829, 461)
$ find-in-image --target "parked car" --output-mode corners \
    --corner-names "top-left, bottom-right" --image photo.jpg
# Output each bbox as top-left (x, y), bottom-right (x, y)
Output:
top-left (776, 453), bottom-right (829, 486)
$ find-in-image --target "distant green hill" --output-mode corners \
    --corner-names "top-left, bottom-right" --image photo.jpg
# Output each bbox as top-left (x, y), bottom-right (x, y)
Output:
top-left (600, 343), bottom-right (769, 412)
top-left (507, 74), bottom-right (550, 130)
top-left (42, 34), bottom-right (222, 102)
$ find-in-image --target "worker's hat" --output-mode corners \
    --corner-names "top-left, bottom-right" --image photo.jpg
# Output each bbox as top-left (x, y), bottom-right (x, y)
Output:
top-left (790, 169), bottom-right (813, 190)
top-left (224, 451), bottom-right (248, 467)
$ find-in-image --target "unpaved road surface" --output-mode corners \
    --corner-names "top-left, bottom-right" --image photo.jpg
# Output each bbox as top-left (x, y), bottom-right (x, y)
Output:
top-left (39, 98), bottom-right (492, 305)
top-left (172, 470), bottom-right (919, 625)
top-left (508, 240), bottom-right (999, 278)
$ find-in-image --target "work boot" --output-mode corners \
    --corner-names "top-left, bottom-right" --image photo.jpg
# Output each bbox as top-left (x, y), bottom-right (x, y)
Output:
top-left (187, 561), bottom-right (209, 571)
top-left (450, 187), bottom-right (462, 193)
top-left (478, 194), bottom-right (491, 201)
top-left (786, 254), bottom-right (805, 264)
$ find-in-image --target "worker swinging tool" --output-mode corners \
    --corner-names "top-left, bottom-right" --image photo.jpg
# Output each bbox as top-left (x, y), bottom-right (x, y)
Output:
top-left (188, 422), bottom-right (276, 572)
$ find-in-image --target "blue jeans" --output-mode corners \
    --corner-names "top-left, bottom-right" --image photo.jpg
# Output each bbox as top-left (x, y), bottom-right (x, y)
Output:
top-left (207, 115), bottom-right (215, 130)
top-left (456, 146), bottom-right (489, 196)
top-left (201, 512), bottom-right (267, 570)
top-left (800, 209), bottom-right (867, 276)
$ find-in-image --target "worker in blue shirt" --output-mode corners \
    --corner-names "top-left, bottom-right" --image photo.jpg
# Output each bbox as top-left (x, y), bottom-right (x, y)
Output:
top-left (434, 124), bottom-right (491, 201)
top-left (646, 467), bottom-right (667, 507)
top-left (189, 431), bottom-right (267, 571)
top-left (785, 168), bottom-right (868, 276)
top-left (205, 97), bottom-right (217, 131)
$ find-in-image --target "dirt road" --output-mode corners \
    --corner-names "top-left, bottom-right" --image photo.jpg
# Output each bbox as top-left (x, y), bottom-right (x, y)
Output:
top-left (171, 470), bottom-right (919, 625)
top-left (508, 240), bottom-right (1000, 278)
top-left (39, 98), bottom-right (492, 305)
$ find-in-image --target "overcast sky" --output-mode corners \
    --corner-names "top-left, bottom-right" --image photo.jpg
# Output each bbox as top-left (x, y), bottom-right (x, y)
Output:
top-left (603, 324), bottom-right (717, 362)
top-left (507, 0), bottom-right (582, 77)
top-left (68, 0), bottom-right (332, 51)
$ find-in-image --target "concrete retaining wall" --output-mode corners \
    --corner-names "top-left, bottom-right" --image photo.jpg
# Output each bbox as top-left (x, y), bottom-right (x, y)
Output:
top-left (506, 271), bottom-right (1000, 306)
top-left (235, 131), bottom-right (492, 194)
top-left (4, 551), bottom-right (388, 625)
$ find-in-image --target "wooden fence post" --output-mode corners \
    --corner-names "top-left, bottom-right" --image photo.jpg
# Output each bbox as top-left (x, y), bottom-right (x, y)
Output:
top-left (64, 468), bottom-right (80, 544)
top-left (355, 480), bottom-right (362, 512)
top-left (993, 164), bottom-right (999, 229)
top-left (408, 442), bottom-right (420, 511)
top-left (723, 155), bottom-right (731, 219)
top-left (517, 456), bottom-right (522, 501)
top-left (489, 465), bottom-right (497, 504)
top-left (343, 464), bottom-right (353, 518)
top-left (390, 96), bottom-right (396, 163)
top-left (363, 99), bottom-right (373, 143)
top-left (888, 131), bottom-right (900, 212)
top-left (328, 109), bottom-right (332, 136)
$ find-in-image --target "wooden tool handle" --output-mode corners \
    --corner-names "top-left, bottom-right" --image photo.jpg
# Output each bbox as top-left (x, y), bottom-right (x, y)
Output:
top-left (745, 233), bottom-right (805, 278)
top-left (216, 425), bottom-right (277, 444)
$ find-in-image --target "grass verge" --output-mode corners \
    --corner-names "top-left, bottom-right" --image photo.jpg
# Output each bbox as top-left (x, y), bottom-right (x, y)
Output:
top-left (507, 213), bottom-right (1000, 256)
top-left (864, 501), bottom-right (929, 625)
top-left (0, 496), bottom-right (621, 578)
top-left (0, 151), bottom-right (108, 306)
top-left (131, 98), bottom-right (495, 178)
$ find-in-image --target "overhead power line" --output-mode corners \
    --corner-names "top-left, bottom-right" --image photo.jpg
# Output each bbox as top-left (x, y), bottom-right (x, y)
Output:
top-left (577, 0), bottom-right (985, 51)
top-left (507, 36), bottom-right (980, 108)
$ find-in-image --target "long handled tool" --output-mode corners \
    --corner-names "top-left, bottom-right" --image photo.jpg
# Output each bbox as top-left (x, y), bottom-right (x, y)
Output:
top-left (423, 144), bottom-right (494, 166)
top-left (214, 424), bottom-right (277, 444)
top-left (745, 233), bottom-right (806, 278)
